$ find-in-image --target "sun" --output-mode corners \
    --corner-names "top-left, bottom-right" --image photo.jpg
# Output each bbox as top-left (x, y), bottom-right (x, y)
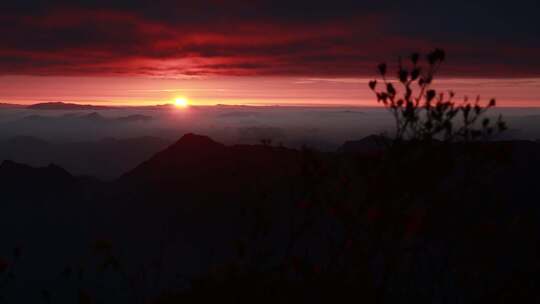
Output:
top-left (174, 97), bottom-right (189, 108)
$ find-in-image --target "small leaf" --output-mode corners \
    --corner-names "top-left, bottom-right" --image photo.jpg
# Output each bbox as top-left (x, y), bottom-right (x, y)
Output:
top-left (378, 63), bottom-right (387, 76)
top-left (377, 92), bottom-right (389, 103)
top-left (410, 53), bottom-right (419, 65)
top-left (398, 69), bottom-right (408, 83)
top-left (426, 90), bottom-right (436, 102)
top-left (386, 83), bottom-right (396, 96)
top-left (368, 80), bottom-right (377, 90)
top-left (428, 48), bottom-right (446, 64)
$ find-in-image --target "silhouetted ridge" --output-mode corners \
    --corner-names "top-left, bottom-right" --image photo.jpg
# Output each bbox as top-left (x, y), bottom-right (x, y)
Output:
top-left (0, 160), bottom-right (74, 193)
top-left (120, 133), bottom-right (227, 186)
top-left (173, 133), bottom-right (224, 149)
top-left (119, 133), bottom-right (300, 195)
top-left (0, 103), bottom-right (24, 108)
top-left (0, 136), bottom-right (171, 179)
top-left (339, 134), bottom-right (390, 154)
top-left (28, 102), bottom-right (111, 110)
top-left (0, 160), bottom-right (71, 178)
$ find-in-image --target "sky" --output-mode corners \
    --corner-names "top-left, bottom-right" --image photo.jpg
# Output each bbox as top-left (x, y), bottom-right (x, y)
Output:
top-left (0, 0), bottom-right (539, 106)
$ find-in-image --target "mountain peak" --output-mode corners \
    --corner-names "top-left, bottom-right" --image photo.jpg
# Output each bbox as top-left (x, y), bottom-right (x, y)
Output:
top-left (174, 133), bottom-right (222, 148)
top-left (118, 134), bottom-right (301, 196)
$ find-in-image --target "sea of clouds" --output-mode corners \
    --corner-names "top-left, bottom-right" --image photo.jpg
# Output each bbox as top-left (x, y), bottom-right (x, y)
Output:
top-left (2, 106), bottom-right (539, 147)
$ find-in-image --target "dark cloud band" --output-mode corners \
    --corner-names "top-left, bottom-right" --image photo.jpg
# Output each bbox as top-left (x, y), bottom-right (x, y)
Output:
top-left (0, 0), bottom-right (538, 77)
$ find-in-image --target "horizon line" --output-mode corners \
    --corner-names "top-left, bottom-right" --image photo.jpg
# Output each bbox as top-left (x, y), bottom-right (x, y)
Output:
top-left (3, 101), bottom-right (540, 109)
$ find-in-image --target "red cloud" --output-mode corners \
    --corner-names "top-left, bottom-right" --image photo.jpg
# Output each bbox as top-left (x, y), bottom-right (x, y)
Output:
top-left (0, 4), bottom-right (538, 78)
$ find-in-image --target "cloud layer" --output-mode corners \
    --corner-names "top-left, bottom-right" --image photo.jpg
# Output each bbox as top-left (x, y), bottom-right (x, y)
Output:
top-left (0, 0), bottom-right (539, 77)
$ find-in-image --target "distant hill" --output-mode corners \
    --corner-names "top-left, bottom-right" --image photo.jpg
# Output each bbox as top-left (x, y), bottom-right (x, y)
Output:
top-left (27, 102), bottom-right (113, 110)
top-left (25, 102), bottom-right (177, 111)
top-left (17, 112), bottom-right (154, 125)
top-left (0, 103), bottom-right (25, 109)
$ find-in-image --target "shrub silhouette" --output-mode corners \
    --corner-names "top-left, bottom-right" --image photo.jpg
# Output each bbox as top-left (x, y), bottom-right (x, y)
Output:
top-left (369, 49), bottom-right (507, 143)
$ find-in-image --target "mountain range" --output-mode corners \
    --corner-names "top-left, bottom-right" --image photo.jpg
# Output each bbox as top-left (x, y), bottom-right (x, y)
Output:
top-left (0, 102), bottom-right (177, 111)
top-left (1, 134), bottom-right (539, 303)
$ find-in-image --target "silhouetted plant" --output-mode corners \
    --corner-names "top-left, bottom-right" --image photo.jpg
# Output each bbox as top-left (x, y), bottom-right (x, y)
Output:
top-left (369, 49), bottom-right (507, 143)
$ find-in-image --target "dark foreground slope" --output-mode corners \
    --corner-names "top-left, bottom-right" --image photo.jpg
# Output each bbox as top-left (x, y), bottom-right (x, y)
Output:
top-left (1, 134), bottom-right (539, 303)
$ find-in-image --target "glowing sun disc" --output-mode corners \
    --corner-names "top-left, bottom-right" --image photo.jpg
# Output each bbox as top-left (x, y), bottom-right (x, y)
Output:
top-left (175, 98), bottom-right (189, 107)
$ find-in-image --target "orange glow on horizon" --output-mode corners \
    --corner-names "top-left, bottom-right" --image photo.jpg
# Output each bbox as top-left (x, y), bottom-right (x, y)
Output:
top-left (0, 76), bottom-right (539, 107)
top-left (174, 97), bottom-right (189, 108)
